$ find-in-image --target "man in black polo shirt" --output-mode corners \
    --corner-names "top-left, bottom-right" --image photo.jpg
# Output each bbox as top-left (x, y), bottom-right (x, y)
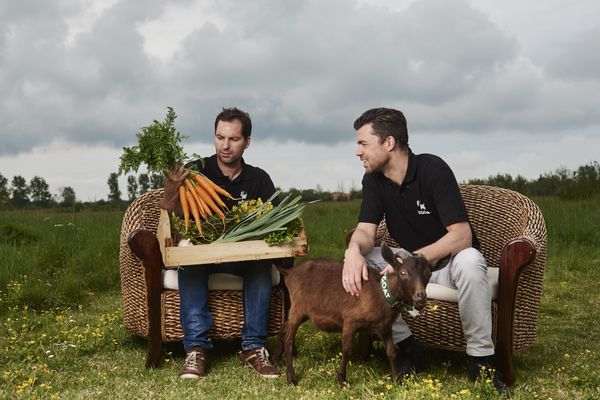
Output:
top-left (161, 107), bottom-right (280, 380)
top-left (342, 107), bottom-right (508, 394)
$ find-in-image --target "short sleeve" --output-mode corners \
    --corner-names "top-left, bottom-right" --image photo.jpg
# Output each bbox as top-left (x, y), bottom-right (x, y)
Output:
top-left (427, 162), bottom-right (469, 227)
top-left (358, 173), bottom-right (384, 225)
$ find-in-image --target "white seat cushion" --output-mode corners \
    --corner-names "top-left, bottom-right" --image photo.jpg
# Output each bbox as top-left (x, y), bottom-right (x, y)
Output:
top-left (426, 267), bottom-right (499, 302)
top-left (162, 265), bottom-right (281, 291)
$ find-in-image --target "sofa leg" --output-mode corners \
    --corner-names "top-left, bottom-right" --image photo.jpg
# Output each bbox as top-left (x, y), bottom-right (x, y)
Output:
top-left (496, 239), bottom-right (536, 385)
top-left (146, 337), bottom-right (162, 369)
top-left (128, 228), bottom-right (165, 369)
top-left (496, 348), bottom-right (514, 385)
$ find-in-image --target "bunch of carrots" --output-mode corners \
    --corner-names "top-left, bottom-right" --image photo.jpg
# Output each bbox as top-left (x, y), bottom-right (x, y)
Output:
top-left (178, 172), bottom-right (235, 236)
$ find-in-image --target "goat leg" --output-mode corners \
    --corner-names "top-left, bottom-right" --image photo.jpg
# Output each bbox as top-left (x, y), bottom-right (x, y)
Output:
top-left (284, 321), bottom-right (301, 385)
top-left (273, 321), bottom-right (287, 366)
top-left (337, 323), bottom-right (357, 386)
top-left (382, 333), bottom-right (399, 381)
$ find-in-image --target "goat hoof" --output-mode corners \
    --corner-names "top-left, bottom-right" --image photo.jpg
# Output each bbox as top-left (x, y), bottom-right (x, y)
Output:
top-left (336, 373), bottom-right (348, 387)
top-left (286, 375), bottom-right (298, 386)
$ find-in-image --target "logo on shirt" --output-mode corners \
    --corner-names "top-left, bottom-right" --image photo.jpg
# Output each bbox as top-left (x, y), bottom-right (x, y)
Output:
top-left (240, 191), bottom-right (248, 200)
top-left (416, 200), bottom-right (431, 215)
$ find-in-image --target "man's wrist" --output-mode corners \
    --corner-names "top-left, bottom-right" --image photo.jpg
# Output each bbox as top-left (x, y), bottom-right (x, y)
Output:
top-left (344, 245), bottom-right (361, 259)
top-left (160, 192), bottom-right (179, 210)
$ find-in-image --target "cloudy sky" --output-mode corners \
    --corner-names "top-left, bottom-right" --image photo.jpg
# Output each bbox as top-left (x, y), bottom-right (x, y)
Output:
top-left (1, 0), bottom-right (599, 201)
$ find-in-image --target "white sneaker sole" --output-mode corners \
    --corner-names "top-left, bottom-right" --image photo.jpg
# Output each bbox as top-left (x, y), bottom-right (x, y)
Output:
top-left (180, 373), bottom-right (202, 379)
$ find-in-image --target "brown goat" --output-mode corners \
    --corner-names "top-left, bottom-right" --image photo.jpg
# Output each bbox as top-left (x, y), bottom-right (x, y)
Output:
top-left (273, 243), bottom-right (448, 386)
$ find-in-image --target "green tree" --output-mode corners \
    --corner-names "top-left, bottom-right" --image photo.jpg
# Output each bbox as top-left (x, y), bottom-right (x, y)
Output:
top-left (107, 173), bottom-right (121, 202)
top-left (10, 175), bottom-right (30, 208)
top-left (0, 172), bottom-right (9, 208)
top-left (29, 176), bottom-right (53, 207)
top-left (59, 186), bottom-right (77, 207)
top-left (138, 173), bottom-right (150, 194)
top-left (127, 175), bottom-right (138, 200)
top-left (150, 173), bottom-right (164, 189)
top-left (575, 162), bottom-right (600, 194)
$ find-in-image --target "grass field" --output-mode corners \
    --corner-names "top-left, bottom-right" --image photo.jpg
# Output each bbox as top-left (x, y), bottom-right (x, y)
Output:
top-left (1, 195), bottom-right (599, 399)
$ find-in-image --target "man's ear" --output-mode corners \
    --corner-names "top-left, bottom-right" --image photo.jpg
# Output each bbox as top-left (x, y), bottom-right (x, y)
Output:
top-left (244, 136), bottom-right (251, 149)
top-left (385, 135), bottom-right (396, 151)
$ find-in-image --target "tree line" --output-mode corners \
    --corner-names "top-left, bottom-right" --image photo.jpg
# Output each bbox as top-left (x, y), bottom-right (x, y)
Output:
top-left (1, 161), bottom-right (598, 210)
top-left (0, 172), bottom-right (164, 210)
top-left (465, 161), bottom-right (600, 200)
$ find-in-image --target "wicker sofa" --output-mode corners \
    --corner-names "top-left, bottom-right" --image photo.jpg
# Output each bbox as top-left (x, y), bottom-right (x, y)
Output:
top-left (354, 184), bottom-right (546, 384)
top-left (120, 185), bottom-right (546, 383)
top-left (119, 189), bottom-right (288, 368)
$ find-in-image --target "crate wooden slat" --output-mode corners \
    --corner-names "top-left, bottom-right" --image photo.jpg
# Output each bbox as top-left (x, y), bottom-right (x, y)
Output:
top-left (156, 209), bottom-right (308, 268)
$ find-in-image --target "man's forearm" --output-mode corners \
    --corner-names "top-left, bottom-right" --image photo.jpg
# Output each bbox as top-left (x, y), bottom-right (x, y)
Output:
top-left (346, 227), bottom-right (375, 256)
top-left (417, 222), bottom-right (472, 263)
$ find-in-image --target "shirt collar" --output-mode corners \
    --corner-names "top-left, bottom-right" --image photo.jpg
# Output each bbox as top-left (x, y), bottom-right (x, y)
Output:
top-left (378, 147), bottom-right (416, 188)
top-left (205, 154), bottom-right (247, 182)
top-left (403, 147), bottom-right (417, 185)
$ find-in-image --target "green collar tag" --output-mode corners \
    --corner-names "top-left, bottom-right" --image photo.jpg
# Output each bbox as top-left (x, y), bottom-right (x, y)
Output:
top-left (380, 274), bottom-right (403, 309)
top-left (380, 274), bottom-right (416, 315)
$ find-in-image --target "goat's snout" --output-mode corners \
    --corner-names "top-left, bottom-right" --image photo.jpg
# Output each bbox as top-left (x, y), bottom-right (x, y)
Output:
top-left (414, 291), bottom-right (427, 310)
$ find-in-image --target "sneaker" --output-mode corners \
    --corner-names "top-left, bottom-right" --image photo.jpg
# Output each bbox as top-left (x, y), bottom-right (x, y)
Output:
top-left (239, 347), bottom-right (280, 378)
top-left (395, 335), bottom-right (430, 380)
top-left (180, 347), bottom-right (207, 379)
top-left (468, 356), bottom-right (511, 397)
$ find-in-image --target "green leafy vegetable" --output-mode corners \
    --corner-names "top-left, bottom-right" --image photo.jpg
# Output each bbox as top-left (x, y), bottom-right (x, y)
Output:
top-left (170, 190), bottom-right (308, 246)
top-left (118, 107), bottom-right (199, 176)
top-left (215, 190), bottom-right (305, 244)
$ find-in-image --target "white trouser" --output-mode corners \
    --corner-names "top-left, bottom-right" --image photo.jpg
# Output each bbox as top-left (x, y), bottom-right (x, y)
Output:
top-left (365, 247), bottom-right (494, 357)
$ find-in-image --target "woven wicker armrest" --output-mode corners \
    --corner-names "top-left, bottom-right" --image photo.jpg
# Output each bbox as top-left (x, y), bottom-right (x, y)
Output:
top-left (128, 228), bottom-right (163, 369)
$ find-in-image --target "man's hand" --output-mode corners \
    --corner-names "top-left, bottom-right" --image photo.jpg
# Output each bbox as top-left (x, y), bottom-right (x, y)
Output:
top-left (342, 246), bottom-right (369, 296)
top-left (379, 264), bottom-right (394, 276)
top-left (160, 165), bottom-right (189, 211)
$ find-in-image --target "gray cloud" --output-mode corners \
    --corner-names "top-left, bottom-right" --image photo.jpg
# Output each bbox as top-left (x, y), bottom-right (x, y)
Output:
top-left (1, 0), bottom-right (599, 158)
top-left (547, 25), bottom-right (600, 81)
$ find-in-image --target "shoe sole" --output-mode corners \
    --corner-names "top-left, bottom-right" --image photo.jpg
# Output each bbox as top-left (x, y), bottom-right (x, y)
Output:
top-left (259, 373), bottom-right (280, 379)
top-left (180, 373), bottom-right (203, 379)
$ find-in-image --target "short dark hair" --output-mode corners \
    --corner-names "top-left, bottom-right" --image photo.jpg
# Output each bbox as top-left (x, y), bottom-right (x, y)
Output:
top-left (214, 107), bottom-right (252, 139)
top-left (353, 107), bottom-right (408, 148)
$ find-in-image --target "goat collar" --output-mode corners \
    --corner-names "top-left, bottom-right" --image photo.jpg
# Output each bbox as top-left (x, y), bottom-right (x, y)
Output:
top-left (380, 274), bottom-right (406, 310)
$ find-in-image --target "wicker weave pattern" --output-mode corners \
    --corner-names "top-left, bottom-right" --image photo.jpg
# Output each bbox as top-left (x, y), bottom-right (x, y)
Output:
top-left (119, 189), bottom-right (286, 342)
top-left (375, 185), bottom-right (546, 353)
top-left (119, 189), bottom-right (165, 338)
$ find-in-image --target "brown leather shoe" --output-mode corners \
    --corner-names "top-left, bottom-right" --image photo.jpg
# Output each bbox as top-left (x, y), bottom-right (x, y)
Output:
top-left (180, 347), bottom-right (207, 379)
top-left (239, 347), bottom-right (280, 378)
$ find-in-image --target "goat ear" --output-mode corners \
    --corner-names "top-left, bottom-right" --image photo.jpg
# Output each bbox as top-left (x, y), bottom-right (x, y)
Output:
top-left (381, 243), bottom-right (397, 266)
top-left (430, 253), bottom-right (452, 272)
top-left (381, 243), bottom-right (413, 266)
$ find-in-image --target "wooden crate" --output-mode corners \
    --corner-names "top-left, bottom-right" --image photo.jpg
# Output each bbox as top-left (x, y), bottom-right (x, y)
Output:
top-left (156, 209), bottom-right (308, 268)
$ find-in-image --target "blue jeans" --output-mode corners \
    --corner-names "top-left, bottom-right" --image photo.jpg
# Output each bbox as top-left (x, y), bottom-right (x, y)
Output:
top-left (178, 260), bottom-right (273, 351)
